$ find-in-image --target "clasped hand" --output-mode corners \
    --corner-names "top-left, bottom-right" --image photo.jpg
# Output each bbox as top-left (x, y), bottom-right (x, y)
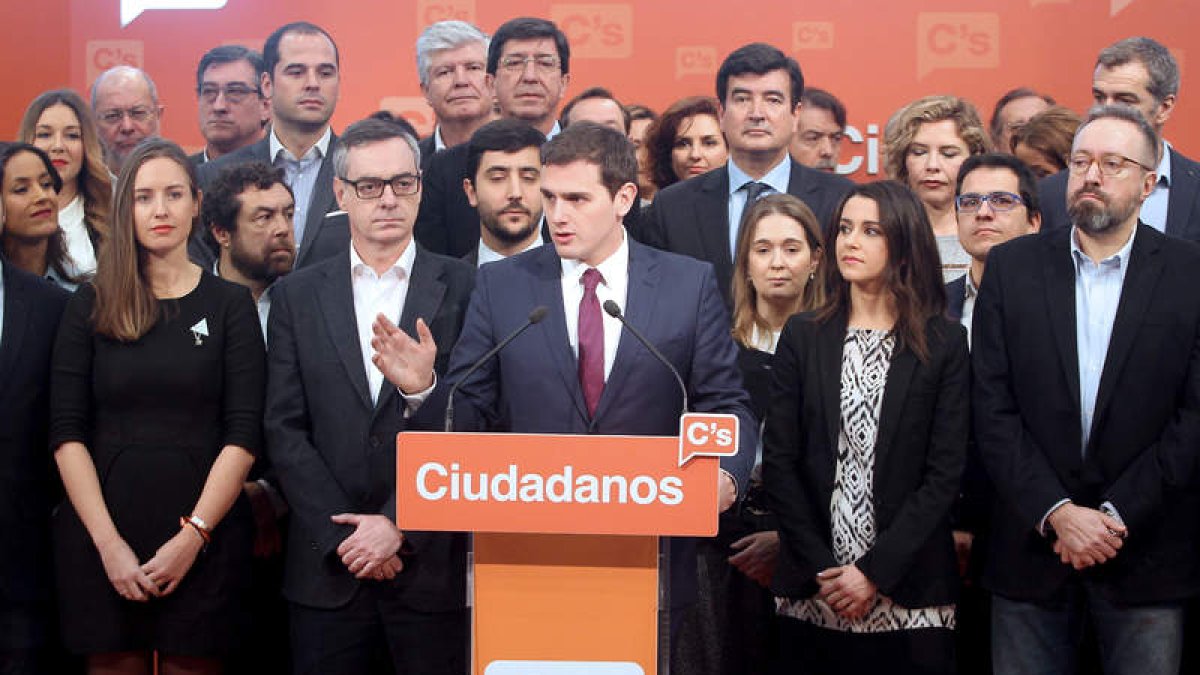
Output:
top-left (816, 564), bottom-right (877, 620)
top-left (332, 513), bottom-right (405, 581)
top-left (99, 529), bottom-right (204, 602)
top-left (1047, 503), bottom-right (1127, 570)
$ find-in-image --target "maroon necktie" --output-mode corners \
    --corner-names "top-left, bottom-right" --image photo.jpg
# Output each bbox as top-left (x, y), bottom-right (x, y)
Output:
top-left (578, 268), bottom-right (605, 417)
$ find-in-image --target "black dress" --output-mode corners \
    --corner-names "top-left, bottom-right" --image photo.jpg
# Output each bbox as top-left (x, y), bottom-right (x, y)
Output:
top-left (49, 272), bottom-right (265, 656)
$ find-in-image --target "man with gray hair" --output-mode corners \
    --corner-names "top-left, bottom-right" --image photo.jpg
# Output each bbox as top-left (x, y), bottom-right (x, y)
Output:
top-left (1039, 36), bottom-right (1200, 240)
top-left (416, 20), bottom-right (497, 170)
top-left (974, 104), bottom-right (1200, 675)
top-left (90, 65), bottom-right (163, 173)
top-left (265, 117), bottom-right (474, 674)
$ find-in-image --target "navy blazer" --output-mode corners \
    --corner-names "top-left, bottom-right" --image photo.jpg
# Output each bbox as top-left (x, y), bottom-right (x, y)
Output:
top-left (640, 159), bottom-right (853, 309)
top-left (443, 240), bottom-right (757, 606)
top-left (765, 312), bottom-right (969, 608)
top-left (0, 261), bottom-right (68, 644)
top-left (194, 133), bottom-right (346, 270)
top-left (973, 224), bottom-right (1200, 604)
top-left (264, 244), bottom-right (474, 611)
top-left (1038, 145), bottom-right (1200, 241)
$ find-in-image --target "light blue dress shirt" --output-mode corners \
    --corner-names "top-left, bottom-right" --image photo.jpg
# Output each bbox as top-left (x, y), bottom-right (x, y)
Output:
top-left (726, 158), bottom-right (791, 259)
top-left (270, 126), bottom-right (333, 248)
top-left (1139, 139), bottom-right (1171, 232)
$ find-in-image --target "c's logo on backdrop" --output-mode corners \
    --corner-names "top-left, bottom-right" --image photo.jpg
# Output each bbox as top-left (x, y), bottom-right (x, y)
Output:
top-left (551, 4), bottom-right (633, 58)
top-left (87, 40), bottom-right (144, 85)
top-left (416, 0), bottom-right (475, 25)
top-left (793, 22), bottom-right (834, 51)
top-left (675, 46), bottom-right (717, 79)
top-left (917, 13), bottom-right (999, 79)
top-left (379, 97), bottom-right (435, 138)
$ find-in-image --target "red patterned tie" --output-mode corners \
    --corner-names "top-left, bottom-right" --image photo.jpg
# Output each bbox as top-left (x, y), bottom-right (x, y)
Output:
top-left (578, 268), bottom-right (605, 417)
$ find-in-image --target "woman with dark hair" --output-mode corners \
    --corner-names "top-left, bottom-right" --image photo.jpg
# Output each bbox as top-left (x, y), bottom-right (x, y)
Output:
top-left (643, 96), bottom-right (728, 191)
top-left (50, 138), bottom-right (263, 675)
top-left (1010, 106), bottom-right (1083, 179)
top-left (766, 181), bottom-right (968, 674)
top-left (19, 89), bottom-right (113, 277)
top-left (0, 143), bottom-right (81, 290)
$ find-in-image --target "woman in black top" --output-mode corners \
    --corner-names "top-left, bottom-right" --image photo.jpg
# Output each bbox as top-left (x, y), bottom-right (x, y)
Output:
top-left (765, 181), bottom-right (968, 675)
top-left (50, 138), bottom-right (264, 674)
top-left (0, 143), bottom-right (81, 289)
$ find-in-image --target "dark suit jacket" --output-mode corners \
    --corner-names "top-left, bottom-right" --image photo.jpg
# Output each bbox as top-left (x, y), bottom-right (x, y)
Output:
top-left (189, 150), bottom-right (206, 167)
top-left (194, 133), bottom-right (345, 270)
top-left (764, 312), bottom-right (969, 607)
top-left (415, 141), bottom-right (643, 259)
top-left (640, 160), bottom-right (853, 309)
top-left (972, 224), bottom-right (1200, 604)
top-left (945, 275), bottom-right (967, 322)
top-left (1038, 146), bottom-right (1200, 241)
top-left (0, 261), bottom-right (68, 645)
top-left (443, 240), bottom-right (757, 606)
top-left (264, 244), bottom-right (474, 611)
top-left (418, 134), bottom-right (437, 174)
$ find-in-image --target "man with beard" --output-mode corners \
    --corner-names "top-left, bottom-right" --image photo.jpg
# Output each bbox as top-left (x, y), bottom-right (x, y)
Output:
top-left (200, 160), bottom-right (296, 675)
top-left (972, 105), bottom-right (1200, 675)
top-left (461, 119), bottom-right (547, 266)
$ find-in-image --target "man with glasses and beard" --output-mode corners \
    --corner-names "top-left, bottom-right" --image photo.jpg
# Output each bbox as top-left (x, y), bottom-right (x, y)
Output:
top-left (973, 105), bottom-right (1200, 675)
top-left (461, 119), bottom-right (547, 266)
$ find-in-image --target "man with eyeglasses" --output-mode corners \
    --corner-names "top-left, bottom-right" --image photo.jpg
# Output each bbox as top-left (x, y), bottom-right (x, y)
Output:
top-left (265, 117), bottom-right (474, 674)
top-left (414, 17), bottom-right (573, 259)
top-left (1039, 37), bottom-right (1200, 241)
top-left (197, 21), bottom-right (346, 272)
top-left (973, 105), bottom-right (1200, 675)
top-left (90, 65), bottom-right (164, 174)
top-left (192, 45), bottom-right (270, 166)
top-left (790, 87), bottom-right (847, 173)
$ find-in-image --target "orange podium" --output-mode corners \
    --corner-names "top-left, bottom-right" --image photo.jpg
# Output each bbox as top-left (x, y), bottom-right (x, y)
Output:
top-left (396, 413), bottom-right (738, 675)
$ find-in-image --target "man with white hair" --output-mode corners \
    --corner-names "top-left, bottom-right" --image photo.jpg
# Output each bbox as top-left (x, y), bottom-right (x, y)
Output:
top-left (416, 20), bottom-right (497, 170)
top-left (90, 65), bottom-right (164, 173)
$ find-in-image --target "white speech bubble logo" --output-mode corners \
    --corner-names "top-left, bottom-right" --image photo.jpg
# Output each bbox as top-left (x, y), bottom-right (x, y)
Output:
top-left (678, 413), bottom-right (739, 467)
top-left (121, 0), bottom-right (228, 27)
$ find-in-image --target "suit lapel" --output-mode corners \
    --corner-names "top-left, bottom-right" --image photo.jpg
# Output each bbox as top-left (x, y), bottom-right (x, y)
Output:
top-left (0, 267), bottom-right (28, 386)
top-left (317, 260), bottom-right (373, 410)
top-left (531, 248), bottom-right (590, 424)
top-left (873, 341), bottom-right (918, 469)
top-left (376, 249), bottom-right (447, 415)
top-left (695, 167), bottom-right (734, 286)
top-left (1166, 149), bottom-right (1200, 239)
top-left (817, 314), bottom-right (847, 460)
top-left (1044, 232), bottom-right (1081, 414)
top-left (592, 241), bottom-right (658, 424)
top-left (297, 135), bottom-right (339, 266)
top-left (1089, 226), bottom-right (1163, 440)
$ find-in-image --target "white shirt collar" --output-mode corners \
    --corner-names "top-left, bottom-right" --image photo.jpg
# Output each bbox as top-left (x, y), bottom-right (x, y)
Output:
top-left (350, 236), bottom-right (417, 279)
top-left (433, 126), bottom-right (447, 153)
top-left (1070, 223), bottom-right (1137, 268)
top-left (477, 235), bottom-right (542, 267)
top-left (727, 155), bottom-right (791, 197)
top-left (560, 227), bottom-right (629, 286)
top-left (270, 125), bottom-right (333, 163)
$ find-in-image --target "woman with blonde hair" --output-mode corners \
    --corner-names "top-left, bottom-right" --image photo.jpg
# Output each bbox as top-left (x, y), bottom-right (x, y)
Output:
top-left (19, 88), bottom-right (113, 277)
top-left (50, 138), bottom-right (263, 674)
top-left (884, 95), bottom-right (989, 282)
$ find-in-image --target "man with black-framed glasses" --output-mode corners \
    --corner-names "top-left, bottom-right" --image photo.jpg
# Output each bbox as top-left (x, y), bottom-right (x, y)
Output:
top-left (265, 116), bottom-right (474, 674)
top-left (90, 65), bottom-right (163, 173)
top-left (192, 44), bottom-right (270, 165)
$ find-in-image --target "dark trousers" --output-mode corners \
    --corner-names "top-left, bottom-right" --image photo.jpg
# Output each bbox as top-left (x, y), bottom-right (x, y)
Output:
top-left (776, 616), bottom-right (955, 675)
top-left (289, 586), bottom-right (467, 675)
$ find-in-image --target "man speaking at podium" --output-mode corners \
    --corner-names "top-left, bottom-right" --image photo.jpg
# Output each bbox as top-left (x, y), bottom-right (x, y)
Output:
top-left (372, 121), bottom-right (756, 625)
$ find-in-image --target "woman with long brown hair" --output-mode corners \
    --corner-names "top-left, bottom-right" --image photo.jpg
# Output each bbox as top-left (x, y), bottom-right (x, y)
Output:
top-left (643, 96), bottom-right (728, 191)
top-left (50, 138), bottom-right (263, 675)
top-left (0, 143), bottom-right (81, 289)
top-left (19, 89), bottom-right (112, 277)
top-left (766, 181), bottom-right (968, 674)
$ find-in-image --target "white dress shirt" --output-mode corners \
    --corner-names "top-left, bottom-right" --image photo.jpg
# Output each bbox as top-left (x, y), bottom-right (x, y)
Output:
top-left (1139, 139), bottom-right (1171, 232)
top-left (351, 239), bottom-right (417, 404)
top-left (560, 229), bottom-right (630, 381)
top-left (58, 195), bottom-right (96, 277)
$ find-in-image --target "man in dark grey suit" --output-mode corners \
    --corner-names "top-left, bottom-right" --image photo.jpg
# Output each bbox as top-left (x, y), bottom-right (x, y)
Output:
top-left (190, 45), bottom-right (269, 167)
top-left (264, 118), bottom-right (474, 674)
top-left (1039, 37), bottom-right (1200, 241)
top-left (196, 22), bottom-right (345, 271)
top-left (414, 20), bottom-right (496, 172)
top-left (641, 43), bottom-right (853, 309)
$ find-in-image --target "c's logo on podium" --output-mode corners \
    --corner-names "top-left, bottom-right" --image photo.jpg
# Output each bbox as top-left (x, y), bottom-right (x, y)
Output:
top-left (679, 413), bottom-right (738, 466)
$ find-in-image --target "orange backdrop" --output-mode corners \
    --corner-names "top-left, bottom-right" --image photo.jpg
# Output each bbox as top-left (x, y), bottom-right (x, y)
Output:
top-left (1, 0), bottom-right (1194, 180)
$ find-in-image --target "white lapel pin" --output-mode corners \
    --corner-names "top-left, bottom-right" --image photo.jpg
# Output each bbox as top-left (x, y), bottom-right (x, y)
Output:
top-left (190, 318), bottom-right (210, 346)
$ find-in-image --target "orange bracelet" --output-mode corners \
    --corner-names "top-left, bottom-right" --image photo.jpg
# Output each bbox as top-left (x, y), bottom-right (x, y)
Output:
top-left (180, 515), bottom-right (212, 546)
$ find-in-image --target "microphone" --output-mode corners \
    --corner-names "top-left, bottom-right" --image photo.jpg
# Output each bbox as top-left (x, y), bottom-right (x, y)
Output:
top-left (445, 306), bottom-right (548, 432)
top-left (602, 300), bottom-right (688, 417)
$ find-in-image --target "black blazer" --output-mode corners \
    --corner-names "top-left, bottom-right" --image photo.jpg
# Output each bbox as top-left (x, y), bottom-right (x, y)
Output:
top-left (194, 133), bottom-right (345, 270)
top-left (640, 160), bottom-right (853, 309)
top-left (0, 262), bottom-right (68, 640)
top-left (972, 224), bottom-right (1200, 604)
top-left (1037, 146), bottom-right (1200, 241)
top-left (764, 312), bottom-right (969, 608)
top-left (945, 275), bottom-right (967, 322)
top-left (264, 244), bottom-right (474, 611)
top-left (417, 134), bottom-right (437, 173)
